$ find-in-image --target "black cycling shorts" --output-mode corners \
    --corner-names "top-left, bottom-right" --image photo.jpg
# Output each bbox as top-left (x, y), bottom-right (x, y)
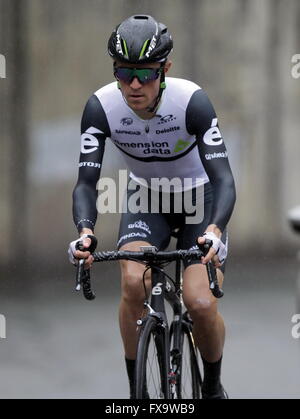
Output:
top-left (117, 180), bottom-right (228, 272)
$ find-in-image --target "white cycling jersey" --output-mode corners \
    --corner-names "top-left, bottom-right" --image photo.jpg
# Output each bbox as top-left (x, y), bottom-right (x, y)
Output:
top-left (74, 76), bottom-right (235, 233)
top-left (92, 78), bottom-right (210, 192)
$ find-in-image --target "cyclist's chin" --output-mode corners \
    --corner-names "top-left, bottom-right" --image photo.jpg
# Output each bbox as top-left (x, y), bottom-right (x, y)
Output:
top-left (127, 96), bottom-right (145, 107)
top-left (127, 96), bottom-right (155, 110)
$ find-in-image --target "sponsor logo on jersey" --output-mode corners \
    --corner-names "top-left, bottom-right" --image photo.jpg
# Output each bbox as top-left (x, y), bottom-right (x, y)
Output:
top-left (158, 114), bottom-right (177, 125)
top-left (174, 139), bottom-right (191, 153)
top-left (156, 126), bottom-right (180, 135)
top-left (114, 138), bottom-right (171, 155)
top-left (128, 220), bottom-right (151, 235)
top-left (203, 118), bottom-right (223, 146)
top-left (79, 162), bottom-right (102, 169)
top-left (117, 232), bottom-right (147, 247)
top-left (115, 129), bottom-right (141, 135)
top-left (81, 127), bottom-right (104, 154)
top-left (205, 151), bottom-right (228, 160)
top-left (120, 117), bottom-right (134, 126)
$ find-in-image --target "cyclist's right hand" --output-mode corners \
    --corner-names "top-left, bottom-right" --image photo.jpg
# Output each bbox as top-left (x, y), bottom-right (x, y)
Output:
top-left (68, 234), bottom-right (97, 269)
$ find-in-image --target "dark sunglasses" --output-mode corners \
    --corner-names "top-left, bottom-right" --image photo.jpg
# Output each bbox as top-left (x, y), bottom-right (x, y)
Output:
top-left (114, 67), bottom-right (162, 85)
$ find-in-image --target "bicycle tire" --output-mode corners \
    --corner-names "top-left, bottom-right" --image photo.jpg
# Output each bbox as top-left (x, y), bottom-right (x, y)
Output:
top-left (170, 320), bottom-right (202, 399)
top-left (134, 316), bottom-right (170, 399)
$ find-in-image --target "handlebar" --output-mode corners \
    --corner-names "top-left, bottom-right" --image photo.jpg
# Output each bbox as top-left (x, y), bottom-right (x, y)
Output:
top-left (94, 248), bottom-right (203, 262)
top-left (74, 247), bottom-right (224, 300)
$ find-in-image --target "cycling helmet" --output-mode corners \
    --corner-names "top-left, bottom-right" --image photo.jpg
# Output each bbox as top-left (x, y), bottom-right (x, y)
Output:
top-left (108, 15), bottom-right (173, 64)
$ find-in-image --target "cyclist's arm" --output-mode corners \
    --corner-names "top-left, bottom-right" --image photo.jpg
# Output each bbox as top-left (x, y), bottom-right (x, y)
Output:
top-left (186, 89), bottom-right (236, 234)
top-left (72, 94), bottom-right (111, 234)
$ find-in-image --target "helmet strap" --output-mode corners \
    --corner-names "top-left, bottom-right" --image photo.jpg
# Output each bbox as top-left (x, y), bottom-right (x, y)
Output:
top-left (115, 61), bottom-right (167, 115)
top-left (146, 62), bottom-right (166, 114)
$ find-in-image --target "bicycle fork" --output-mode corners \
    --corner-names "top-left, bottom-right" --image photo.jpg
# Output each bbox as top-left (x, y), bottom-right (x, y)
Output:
top-left (149, 266), bottom-right (184, 398)
top-left (138, 267), bottom-right (171, 398)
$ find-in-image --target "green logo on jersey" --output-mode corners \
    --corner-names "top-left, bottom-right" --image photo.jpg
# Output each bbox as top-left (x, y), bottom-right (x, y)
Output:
top-left (174, 139), bottom-right (191, 153)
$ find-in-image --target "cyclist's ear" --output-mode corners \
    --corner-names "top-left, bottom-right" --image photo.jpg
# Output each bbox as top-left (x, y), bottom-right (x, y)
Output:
top-left (164, 60), bottom-right (172, 74)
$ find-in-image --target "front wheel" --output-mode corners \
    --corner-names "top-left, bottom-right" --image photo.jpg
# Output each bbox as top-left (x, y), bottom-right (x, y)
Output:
top-left (134, 316), bottom-right (170, 399)
top-left (170, 319), bottom-right (202, 399)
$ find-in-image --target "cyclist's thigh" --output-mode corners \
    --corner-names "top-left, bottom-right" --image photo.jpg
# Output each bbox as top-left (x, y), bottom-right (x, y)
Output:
top-left (117, 204), bottom-right (172, 252)
top-left (118, 240), bottom-right (154, 299)
top-left (117, 182), bottom-right (172, 293)
top-left (182, 263), bottom-right (224, 309)
top-left (117, 212), bottom-right (172, 250)
top-left (117, 210), bottom-right (172, 280)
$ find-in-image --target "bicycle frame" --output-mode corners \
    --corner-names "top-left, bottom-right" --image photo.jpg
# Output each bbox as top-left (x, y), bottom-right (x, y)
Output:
top-left (74, 246), bottom-right (223, 398)
top-left (138, 257), bottom-right (201, 398)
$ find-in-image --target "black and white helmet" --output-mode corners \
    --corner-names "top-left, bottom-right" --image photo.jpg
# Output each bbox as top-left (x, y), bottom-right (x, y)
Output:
top-left (108, 15), bottom-right (173, 64)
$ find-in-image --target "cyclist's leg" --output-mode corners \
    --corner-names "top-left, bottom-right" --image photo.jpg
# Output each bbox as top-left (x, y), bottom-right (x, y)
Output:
top-left (118, 239), bottom-right (153, 361)
top-left (180, 245), bottom-right (228, 399)
top-left (117, 181), bottom-right (172, 359)
top-left (182, 264), bottom-right (225, 362)
top-left (117, 184), bottom-right (172, 397)
top-left (182, 264), bottom-right (227, 398)
top-left (119, 214), bottom-right (170, 359)
top-left (176, 182), bottom-right (227, 360)
top-left (176, 183), bottom-right (228, 398)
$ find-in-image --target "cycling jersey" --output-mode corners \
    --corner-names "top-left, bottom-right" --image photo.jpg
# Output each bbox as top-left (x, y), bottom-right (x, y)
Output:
top-left (73, 77), bottom-right (236, 233)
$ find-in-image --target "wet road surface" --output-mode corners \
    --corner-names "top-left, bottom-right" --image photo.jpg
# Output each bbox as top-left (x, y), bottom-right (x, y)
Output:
top-left (0, 256), bottom-right (300, 399)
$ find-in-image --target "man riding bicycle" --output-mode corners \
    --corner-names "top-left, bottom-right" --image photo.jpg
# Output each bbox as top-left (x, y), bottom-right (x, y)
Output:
top-left (68, 15), bottom-right (236, 399)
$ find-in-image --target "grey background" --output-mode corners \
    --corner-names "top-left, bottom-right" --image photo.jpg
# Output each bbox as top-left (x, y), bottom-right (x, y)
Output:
top-left (0, 0), bottom-right (300, 399)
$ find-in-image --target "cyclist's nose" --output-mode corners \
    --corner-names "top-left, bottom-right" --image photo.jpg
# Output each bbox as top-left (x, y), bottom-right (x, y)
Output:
top-left (130, 76), bottom-right (143, 89)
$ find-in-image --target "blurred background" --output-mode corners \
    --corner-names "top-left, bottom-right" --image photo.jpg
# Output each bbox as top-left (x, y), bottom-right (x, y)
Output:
top-left (0, 0), bottom-right (300, 399)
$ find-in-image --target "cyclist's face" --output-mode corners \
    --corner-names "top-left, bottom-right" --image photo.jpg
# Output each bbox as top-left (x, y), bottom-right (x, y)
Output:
top-left (114, 60), bottom-right (171, 115)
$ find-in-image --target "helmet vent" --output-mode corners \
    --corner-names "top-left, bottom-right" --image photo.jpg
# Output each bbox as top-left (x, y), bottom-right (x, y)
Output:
top-left (108, 15), bottom-right (173, 63)
top-left (134, 15), bottom-right (149, 20)
top-left (139, 39), bottom-right (151, 59)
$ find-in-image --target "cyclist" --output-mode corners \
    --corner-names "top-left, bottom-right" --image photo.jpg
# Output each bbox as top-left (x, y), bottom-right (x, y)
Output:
top-left (68, 15), bottom-right (236, 399)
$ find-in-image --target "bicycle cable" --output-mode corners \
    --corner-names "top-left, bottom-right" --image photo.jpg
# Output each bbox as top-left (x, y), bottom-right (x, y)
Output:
top-left (142, 263), bottom-right (177, 302)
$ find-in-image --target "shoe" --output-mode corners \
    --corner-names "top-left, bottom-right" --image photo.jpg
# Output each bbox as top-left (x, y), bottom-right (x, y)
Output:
top-left (202, 384), bottom-right (228, 399)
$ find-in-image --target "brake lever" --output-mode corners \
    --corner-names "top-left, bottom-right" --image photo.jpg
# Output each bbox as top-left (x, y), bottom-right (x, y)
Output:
top-left (76, 259), bottom-right (85, 291)
top-left (206, 261), bottom-right (224, 298)
top-left (196, 238), bottom-right (224, 299)
top-left (74, 236), bottom-right (98, 300)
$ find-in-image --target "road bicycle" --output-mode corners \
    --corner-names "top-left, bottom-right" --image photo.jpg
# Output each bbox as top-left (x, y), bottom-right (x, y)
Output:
top-left (75, 242), bottom-right (223, 399)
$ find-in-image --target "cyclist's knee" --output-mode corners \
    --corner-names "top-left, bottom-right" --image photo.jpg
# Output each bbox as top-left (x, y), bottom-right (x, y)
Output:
top-left (184, 295), bottom-right (217, 323)
top-left (182, 264), bottom-right (220, 322)
top-left (120, 262), bottom-right (150, 303)
top-left (119, 241), bottom-right (152, 303)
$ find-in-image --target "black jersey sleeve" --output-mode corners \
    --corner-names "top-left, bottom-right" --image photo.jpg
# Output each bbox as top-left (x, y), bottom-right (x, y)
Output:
top-left (72, 94), bottom-right (111, 233)
top-left (186, 89), bottom-right (236, 232)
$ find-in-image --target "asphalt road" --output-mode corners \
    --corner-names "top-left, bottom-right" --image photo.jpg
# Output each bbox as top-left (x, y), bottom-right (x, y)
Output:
top-left (0, 255), bottom-right (300, 399)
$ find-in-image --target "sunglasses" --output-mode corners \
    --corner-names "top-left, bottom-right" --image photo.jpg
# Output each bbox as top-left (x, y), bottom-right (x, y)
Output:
top-left (114, 67), bottom-right (162, 85)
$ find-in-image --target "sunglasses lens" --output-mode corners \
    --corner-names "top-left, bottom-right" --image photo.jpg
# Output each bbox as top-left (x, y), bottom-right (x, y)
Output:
top-left (115, 68), bottom-right (160, 84)
top-left (114, 68), bottom-right (133, 83)
top-left (138, 69), bottom-right (160, 83)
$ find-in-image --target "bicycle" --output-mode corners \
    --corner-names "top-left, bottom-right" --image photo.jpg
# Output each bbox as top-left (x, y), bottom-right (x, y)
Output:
top-left (75, 241), bottom-right (224, 399)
